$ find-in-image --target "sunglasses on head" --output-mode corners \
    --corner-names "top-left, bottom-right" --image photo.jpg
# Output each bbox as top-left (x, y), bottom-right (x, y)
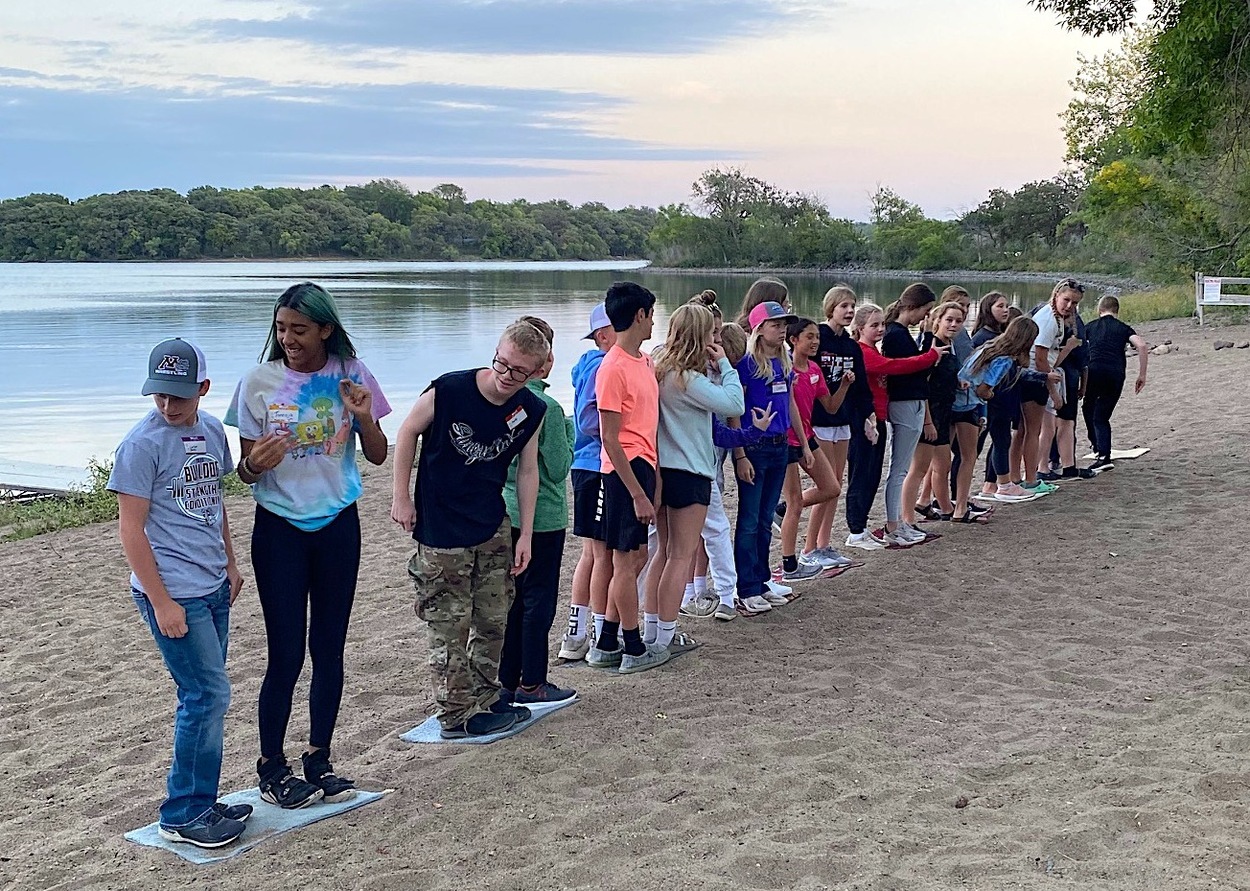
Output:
top-left (1057, 278), bottom-right (1085, 294)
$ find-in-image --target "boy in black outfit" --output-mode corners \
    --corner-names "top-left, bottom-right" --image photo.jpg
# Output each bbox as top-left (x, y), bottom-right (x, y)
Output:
top-left (1082, 295), bottom-right (1148, 472)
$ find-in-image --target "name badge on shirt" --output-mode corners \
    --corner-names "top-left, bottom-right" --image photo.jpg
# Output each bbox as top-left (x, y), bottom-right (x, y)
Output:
top-left (810, 373), bottom-right (820, 384)
top-left (506, 406), bottom-right (528, 430)
top-left (771, 381), bottom-right (788, 394)
top-left (181, 436), bottom-right (206, 455)
top-left (266, 402), bottom-right (299, 434)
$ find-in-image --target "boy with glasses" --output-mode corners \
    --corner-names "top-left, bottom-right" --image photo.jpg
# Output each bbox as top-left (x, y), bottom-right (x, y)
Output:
top-left (391, 321), bottom-right (548, 737)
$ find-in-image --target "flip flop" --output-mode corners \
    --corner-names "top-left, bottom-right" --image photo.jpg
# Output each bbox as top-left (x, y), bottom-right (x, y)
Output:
top-left (952, 513), bottom-right (990, 524)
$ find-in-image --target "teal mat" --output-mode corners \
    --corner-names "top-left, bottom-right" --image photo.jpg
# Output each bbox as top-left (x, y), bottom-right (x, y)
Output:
top-left (400, 696), bottom-right (578, 745)
top-left (125, 787), bottom-right (389, 864)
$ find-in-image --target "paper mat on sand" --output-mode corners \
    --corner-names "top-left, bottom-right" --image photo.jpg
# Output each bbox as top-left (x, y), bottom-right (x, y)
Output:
top-left (400, 696), bottom-right (577, 745)
top-left (125, 787), bottom-right (390, 864)
top-left (1083, 447), bottom-right (1150, 460)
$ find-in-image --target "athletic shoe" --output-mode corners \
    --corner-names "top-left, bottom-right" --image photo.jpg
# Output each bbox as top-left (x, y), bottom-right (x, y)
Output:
top-left (713, 602), bottom-right (737, 621)
top-left (762, 589), bottom-right (790, 605)
top-left (804, 547), bottom-right (853, 568)
top-left (489, 698), bottom-right (532, 721)
top-left (967, 502), bottom-right (991, 516)
top-left (439, 711), bottom-right (518, 739)
top-left (1061, 466), bottom-right (1098, 479)
top-left (845, 530), bottom-right (886, 551)
top-left (585, 644), bottom-right (624, 668)
top-left (257, 758), bottom-right (324, 810)
top-left (157, 811), bottom-right (246, 849)
top-left (994, 483), bottom-right (1035, 502)
top-left (899, 523), bottom-right (927, 543)
top-left (972, 490), bottom-right (999, 502)
top-left (883, 529), bottom-right (915, 547)
top-left (740, 595), bottom-right (773, 613)
top-left (619, 644), bottom-right (671, 674)
top-left (514, 682), bottom-right (577, 704)
top-left (1037, 470), bottom-right (1062, 482)
top-left (557, 632), bottom-right (591, 662)
top-left (212, 802), bottom-right (253, 823)
top-left (301, 749), bottom-right (356, 803)
top-left (781, 561), bottom-right (822, 581)
top-left (1090, 457), bottom-right (1115, 473)
top-left (765, 580), bottom-right (793, 598)
top-left (679, 596), bottom-right (719, 618)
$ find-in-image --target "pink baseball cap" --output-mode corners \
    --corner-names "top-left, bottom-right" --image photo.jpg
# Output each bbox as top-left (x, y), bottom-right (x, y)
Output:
top-left (748, 301), bottom-right (797, 331)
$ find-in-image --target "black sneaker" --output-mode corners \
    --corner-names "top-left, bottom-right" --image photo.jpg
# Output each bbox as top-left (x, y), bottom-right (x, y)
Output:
top-left (1037, 470), bottom-right (1062, 482)
top-left (212, 801), bottom-right (253, 823)
top-left (257, 757), bottom-right (324, 810)
top-left (301, 749), bottom-right (356, 803)
top-left (158, 810), bottom-right (246, 849)
top-left (489, 698), bottom-right (532, 721)
top-left (1090, 457), bottom-right (1115, 472)
top-left (439, 710), bottom-right (517, 739)
top-left (514, 681), bottom-right (577, 704)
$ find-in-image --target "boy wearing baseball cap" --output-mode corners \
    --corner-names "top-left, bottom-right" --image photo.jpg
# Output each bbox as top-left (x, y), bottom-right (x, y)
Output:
top-left (108, 339), bottom-right (248, 848)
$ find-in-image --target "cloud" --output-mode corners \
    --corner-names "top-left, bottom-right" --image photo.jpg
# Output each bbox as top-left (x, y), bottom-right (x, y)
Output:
top-left (202, 0), bottom-right (823, 55)
top-left (0, 78), bottom-right (708, 198)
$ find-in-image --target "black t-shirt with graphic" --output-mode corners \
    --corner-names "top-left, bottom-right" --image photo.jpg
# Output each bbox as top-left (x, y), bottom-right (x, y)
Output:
top-left (1085, 315), bottom-right (1138, 375)
top-left (812, 324), bottom-right (872, 427)
top-left (413, 369), bottom-right (546, 548)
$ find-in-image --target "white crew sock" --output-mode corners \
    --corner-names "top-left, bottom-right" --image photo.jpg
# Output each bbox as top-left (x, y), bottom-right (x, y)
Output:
top-left (568, 604), bottom-right (589, 640)
top-left (655, 619), bottom-right (677, 649)
top-left (593, 613), bottom-right (606, 640)
top-left (643, 612), bottom-right (660, 644)
top-left (693, 576), bottom-right (707, 597)
top-left (680, 582), bottom-right (697, 606)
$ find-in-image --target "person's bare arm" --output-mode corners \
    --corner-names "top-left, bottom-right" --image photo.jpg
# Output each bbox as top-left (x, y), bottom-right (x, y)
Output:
top-left (390, 389), bottom-right (435, 531)
top-left (221, 505), bottom-right (243, 605)
top-left (788, 391), bottom-right (813, 469)
top-left (1129, 333), bottom-right (1149, 393)
top-left (512, 433), bottom-right (540, 575)
top-left (117, 494), bottom-right (187, 638)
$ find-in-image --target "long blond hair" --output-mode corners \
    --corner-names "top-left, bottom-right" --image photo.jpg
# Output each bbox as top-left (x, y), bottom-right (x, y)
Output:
top-left (654, 304), bottom-right (713, 390)
top-left (850, 302), bottom-right (883, 340)
top-left (746, 318), bottom-right (792, 381)
top-left (927, 301), bottom-right (966, 342)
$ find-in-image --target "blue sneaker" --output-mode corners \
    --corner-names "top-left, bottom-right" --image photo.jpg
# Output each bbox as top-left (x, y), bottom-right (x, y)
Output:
top-left (158, 810), bottom-right (246, 849)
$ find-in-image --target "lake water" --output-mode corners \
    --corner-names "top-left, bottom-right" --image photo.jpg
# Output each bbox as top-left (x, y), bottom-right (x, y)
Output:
top-left (0, 261), bottom-right (1080, 468)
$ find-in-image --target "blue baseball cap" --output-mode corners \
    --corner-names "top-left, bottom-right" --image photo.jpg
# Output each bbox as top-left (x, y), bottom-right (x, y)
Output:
top-left (584, 303), bottom-right (611, 339)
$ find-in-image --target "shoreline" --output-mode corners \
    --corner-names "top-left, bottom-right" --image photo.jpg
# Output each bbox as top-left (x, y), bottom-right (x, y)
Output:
top-left (643, 266), bottom-right (1153, 290)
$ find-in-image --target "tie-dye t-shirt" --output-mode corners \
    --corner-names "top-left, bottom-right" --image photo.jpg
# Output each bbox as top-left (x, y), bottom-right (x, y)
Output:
top-left (226, 356), bottom-right (391, 531)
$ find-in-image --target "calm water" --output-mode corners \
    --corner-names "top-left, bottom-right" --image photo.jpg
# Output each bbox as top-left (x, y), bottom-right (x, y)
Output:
top-left (0, 261), bottom-right (1079, 468)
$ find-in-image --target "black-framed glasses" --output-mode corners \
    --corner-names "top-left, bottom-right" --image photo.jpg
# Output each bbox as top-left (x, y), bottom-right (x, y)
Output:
top-left (492, 355), bottom-right (534, 383)
top-left (1057, 278), bottom-right (1085, 294)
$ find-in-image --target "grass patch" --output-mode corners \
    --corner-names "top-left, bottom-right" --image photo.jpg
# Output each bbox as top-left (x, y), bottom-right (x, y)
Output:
top-left (1108, 285), bottom-right (1196, 324)
top-left (1, 459), bottom-right (252, 543)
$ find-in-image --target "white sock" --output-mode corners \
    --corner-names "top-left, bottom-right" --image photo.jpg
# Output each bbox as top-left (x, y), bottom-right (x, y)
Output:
top-left (593, 613), bottom-right (605, 640)
top-left (681, 583), bottom-right (697, 606)
top-left (568, 604), bottom-right (589, 639)
top-left (720, 589), bottom-right (736, 607)
top-left (656, 620), bottom-right (677, 649)
top-left (693, 576), bottom-right (707, 597)
top-left (643, 612), bottom-right (660, 644)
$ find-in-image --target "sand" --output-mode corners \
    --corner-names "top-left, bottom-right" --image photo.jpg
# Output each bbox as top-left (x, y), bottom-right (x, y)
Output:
top-left (3, 318), bottom-right (1250, 891)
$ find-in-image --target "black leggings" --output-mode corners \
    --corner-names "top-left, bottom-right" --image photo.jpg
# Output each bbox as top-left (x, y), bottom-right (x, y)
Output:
top-left (500, 528), bottom-right (566, 690)
top-left (252, 503), bottom-right (361, 759)
top-left (846, 419), bottom-right (887, 534)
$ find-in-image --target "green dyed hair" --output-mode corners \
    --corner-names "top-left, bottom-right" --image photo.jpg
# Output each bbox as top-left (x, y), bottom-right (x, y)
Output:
top-left (262, 282), bottom-right (358, 362)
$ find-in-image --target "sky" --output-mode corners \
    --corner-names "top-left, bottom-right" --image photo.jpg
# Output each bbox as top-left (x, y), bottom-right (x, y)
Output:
top-left (0, 0), bottom-right (1117, 220)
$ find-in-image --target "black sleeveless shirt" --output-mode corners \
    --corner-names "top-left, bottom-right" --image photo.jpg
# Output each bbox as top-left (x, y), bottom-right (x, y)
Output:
top-left (413, 369), bottom-right (546, 548)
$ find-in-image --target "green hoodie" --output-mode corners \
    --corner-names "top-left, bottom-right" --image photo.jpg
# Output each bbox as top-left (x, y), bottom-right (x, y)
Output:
top-left (503, 378), bottom-right (574, 533)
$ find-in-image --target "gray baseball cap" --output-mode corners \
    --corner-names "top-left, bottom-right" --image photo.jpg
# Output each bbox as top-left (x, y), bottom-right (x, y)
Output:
top-left (142, 338), bottom-right (207, 398)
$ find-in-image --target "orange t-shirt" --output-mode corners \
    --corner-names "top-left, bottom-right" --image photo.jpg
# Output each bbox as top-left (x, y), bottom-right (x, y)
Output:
top-left (595, 344), bottom-right (659, 473)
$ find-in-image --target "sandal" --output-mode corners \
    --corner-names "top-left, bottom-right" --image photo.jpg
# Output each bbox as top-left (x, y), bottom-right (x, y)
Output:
top-left (915, 503), bottom-right (942, 521)
top-left (952, 512), bottom-right (990, 524)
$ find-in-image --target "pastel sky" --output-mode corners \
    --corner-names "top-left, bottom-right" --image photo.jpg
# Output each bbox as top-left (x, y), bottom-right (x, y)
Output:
top-left (0, 0), bottom-right (1115, 219)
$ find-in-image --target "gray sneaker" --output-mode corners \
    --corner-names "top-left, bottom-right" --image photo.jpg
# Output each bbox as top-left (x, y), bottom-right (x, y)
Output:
top-left (557, 633), bottom-right (591, 661)
top-left (585, 644), bottom-right (624, 668)
top-left (618, 644), bottom-right (671, 674)
top-left (679, 595), bottom-right (718, 618)
top-left (808, 546), bottom-right (852, 568)
top-left (713, 602), bottom-right (737, 621)
top-left (781, 561), bottom-right (822, 581)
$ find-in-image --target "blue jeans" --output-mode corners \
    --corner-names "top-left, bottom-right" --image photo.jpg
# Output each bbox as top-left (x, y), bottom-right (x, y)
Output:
top-left (733, 439), bottom-right (788, 597)
top-left (133, 580), bottom-right (232, 829)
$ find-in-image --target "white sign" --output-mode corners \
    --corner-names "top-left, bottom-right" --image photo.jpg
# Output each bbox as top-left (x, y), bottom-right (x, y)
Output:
top-left (1203, 278), bottom-right (1224, 303)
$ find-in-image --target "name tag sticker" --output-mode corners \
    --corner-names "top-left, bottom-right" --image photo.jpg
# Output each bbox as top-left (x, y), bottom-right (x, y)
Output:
top-left (810, 373), bottom-right (820, 384)
top-left (506, 406), bottom-right (528, 430)
top-left (266, 403), bottom-right (299, 433)
top-left (771, 381), bottom-right (788, 394)
top-left (181, 436), bottom-right (206, 454)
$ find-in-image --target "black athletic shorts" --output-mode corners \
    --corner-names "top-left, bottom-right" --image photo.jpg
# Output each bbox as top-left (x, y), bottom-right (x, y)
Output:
top-left (1056, 369), bottom-right (1081, 421)
top-left (659, 467), bottom-right (712, 509)
top-left (787, 436), bottom-right (819, 465)
top-left (601, 457), bottom-right (657, 552)
top-left (922, 403), bottom-right (952, 446)
top-left (1019, 378), bottom-right (1049, 407)
top-left (571, 469), bottom-right (605, 540)
top-left (950, 409), bottom-right (981, 427)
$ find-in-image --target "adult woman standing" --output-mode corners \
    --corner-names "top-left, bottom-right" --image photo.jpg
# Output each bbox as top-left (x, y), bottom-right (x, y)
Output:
top-left (228, 282), bottom-right (390, 808)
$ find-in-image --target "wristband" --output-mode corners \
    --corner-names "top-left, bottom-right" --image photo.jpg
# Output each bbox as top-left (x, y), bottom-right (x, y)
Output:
top-left (734, 455), bottom-right (748, 463)
top-left (241, 455), bottom-right (257, 476)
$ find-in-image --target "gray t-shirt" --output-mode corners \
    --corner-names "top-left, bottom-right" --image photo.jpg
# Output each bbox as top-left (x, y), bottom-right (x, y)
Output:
top-left (107, 409), bottom-right (234, 599)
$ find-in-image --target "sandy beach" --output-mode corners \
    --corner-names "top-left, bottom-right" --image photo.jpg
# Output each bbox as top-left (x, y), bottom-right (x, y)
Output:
top-left (4, 317), bottom-right (1250, 891)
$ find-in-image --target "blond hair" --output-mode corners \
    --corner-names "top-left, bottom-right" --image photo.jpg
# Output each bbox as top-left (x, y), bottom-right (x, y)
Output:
top-left (940, 285), bottom-right (970, 306)
top-left (929, 301), bottom-right (966, 337)
top-left (850, 302), bottom-right (883, 339)
top-left (688, 289), bottom-right (722, 319)
top-left (502, 319), bottom-right (551, 362)
top-left (736, 277), bottom-right (788, 328)
top-left (719, 322), bottom-right (747, 366)
top-left (821, 284), bottom-right (858, 321)
top-left (654, 304), bottom-right (713, 391)
top-left (746, 318), bottom-right (792, 381)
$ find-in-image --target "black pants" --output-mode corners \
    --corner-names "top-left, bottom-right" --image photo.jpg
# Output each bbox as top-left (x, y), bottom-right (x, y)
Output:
top-left (846, 419), bottom-right (887, 534)
top-left (500, 528), bottom-right (566, 689)
top-left (1083, 371), bottom-right (1125, 458)
top-left (984, 404), bottom-right (1014, 481)
top-left (252, 503), bottom-right (360, 759)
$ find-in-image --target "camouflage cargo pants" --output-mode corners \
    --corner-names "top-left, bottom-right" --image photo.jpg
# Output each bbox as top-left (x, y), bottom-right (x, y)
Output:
top-left (409, 520), bottom-right (515, 729)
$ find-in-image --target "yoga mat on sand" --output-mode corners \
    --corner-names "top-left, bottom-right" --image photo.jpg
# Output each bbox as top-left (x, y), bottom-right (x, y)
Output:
top-left (400, 696), bottom-right (578, 745)
top-left (1082, 447), bottom-right (1150, 460)
top-left (125, 787), bottom-right (390, 864)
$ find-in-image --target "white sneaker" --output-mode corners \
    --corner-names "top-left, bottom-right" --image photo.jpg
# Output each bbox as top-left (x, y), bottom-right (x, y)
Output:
top-left (900, 523), bottom-right (927, 543)
top-left (762, 590), bottom-right (790, 605)
top-left (557, 633), bottom-right (591, 662)
top-left (845, 530), bottom-right (886, 551)
top-left (884, 529), bottom-right (915, 547)
top-left (805, 546), bottom-right (853, 568)
top-left (765, 580), bottom-right (793, 597)
top-left (740, 595), bottom-right (773, 613)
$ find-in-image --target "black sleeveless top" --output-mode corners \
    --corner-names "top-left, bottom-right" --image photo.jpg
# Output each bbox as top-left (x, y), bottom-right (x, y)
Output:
top-left (413, 369), bottom-right (545, 548)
